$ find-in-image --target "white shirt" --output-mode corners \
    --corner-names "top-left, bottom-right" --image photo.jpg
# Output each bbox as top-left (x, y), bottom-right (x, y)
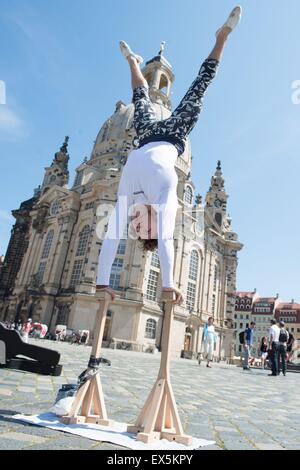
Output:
top-left (207, 325), bottom-right (215, 336)
top-left (97, 141), bottom-right (180, 288)
top-left (269, 324), bottom-right (280, 342)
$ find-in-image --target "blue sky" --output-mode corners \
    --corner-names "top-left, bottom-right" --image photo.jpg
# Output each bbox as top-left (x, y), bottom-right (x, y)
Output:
top-left (1, 0), bottom-right (300, 301)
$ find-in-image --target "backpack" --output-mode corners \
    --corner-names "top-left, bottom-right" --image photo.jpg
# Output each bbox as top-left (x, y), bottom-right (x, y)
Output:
top-left (279, 329), bottom-right (288, 343)
top-left (239, 330), bottom-right (245, 345)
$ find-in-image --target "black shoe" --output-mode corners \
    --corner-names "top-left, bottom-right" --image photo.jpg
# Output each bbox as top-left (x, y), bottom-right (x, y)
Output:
top-left (268, 373), bottom-right (277, 376)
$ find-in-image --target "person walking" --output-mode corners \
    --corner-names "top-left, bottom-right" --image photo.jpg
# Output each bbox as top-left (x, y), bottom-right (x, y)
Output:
top-left (96, 7), bottom-right (243, 303)
top-left (278, 321), bottom-right (289, 376)
top-left (260, 336), bottom-right (268, 369)
top-left (268, 319), bottom-right (280, 376)
top-left (243, 322), bottom-right (256, 371)
top-left (286, 329), bottom-right (295, 363)
top-left (202, 317), bottom-right (217, 368)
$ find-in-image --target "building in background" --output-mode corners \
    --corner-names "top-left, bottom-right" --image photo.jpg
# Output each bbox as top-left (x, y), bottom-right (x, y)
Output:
top-left (234, 290), bottom-right (259, 355)
top-left (251, 295), bottom-right (281, 355)
top-left (274, 301), bottom-right (300, 360)
top-left (0, 48), bottom-right (243, 357)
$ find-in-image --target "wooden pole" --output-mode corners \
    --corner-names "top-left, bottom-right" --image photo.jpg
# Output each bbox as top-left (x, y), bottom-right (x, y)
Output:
top-left (61, 291), bottom-right (113, 426)
top-left (127, 290), bottom-right (192, 445)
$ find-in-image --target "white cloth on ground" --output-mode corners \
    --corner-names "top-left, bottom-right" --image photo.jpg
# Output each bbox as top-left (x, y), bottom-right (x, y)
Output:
top-left (11, 413), bottom-right (215, 450)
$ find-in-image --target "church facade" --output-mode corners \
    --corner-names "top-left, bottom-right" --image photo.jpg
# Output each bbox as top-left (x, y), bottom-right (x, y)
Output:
top-left (0, 50), bottom-right (243, 358)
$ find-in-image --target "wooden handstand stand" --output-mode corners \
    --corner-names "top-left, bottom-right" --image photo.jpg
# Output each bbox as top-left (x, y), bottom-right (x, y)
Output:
top-left (61, 291), bottom-right (113, 425)
top-left (127, 290), bottom-right (192, 445)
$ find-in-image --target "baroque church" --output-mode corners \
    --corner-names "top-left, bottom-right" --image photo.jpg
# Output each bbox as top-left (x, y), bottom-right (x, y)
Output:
top-left (0, 49), bottom-right (243, 358)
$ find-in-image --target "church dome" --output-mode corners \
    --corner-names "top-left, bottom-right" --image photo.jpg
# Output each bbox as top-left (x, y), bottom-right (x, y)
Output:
top-left (91, 99), bottom-right (192, 175)
top-left (91, 49), bottom-right (192, 175)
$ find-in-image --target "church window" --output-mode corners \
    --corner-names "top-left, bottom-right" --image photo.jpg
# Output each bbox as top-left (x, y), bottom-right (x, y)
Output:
top-left (151, 250), bottom-right (160, 268)
top-left (109, 258), bottom-right (123, 290)
top-left (49, 175), bottom-right (56, 183)
top-left (36, 261), bottom-right (47, 284)
top-left (56, 305), bottom-right (70, 326)
top-left (41, 230), bottom-right (54, 259)
top-left (51, 200), bottom-right (60, 215)
top-left (212, 294), bottom-right (216, 315)
top-left (189, 250), bottom-right (199, 281)
top-left (146, 269), bottom-right (159, 301)
top-left (76, 225), bottom-right (90, 257)
top-left (215, 213), bottom-right (222, 226)
top-left (117, 239), bottom-right (126, 255)
top-left (74, 170), bottom-right (84, 187)
top-left (145, 318), bottom-right (157, 339)
top-left (184, 185), bottom-right (193, 205)
top-left (213, 264), bottom-right (218, 291)
top-left (186, 282), bottom-right (196, 310)
top-left (70, 259), bottom-right (84, 287)
top-left (159, 74), bottom-right (168, 94)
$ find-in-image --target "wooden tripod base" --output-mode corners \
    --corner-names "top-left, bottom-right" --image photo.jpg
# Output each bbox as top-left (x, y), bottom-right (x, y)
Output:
top-left (127, 291), bottom-right (192, 446)
top-left (127, 377), bottom-right (192, 445)
top-left (61, 291), bottom-right (114, 427)
top-left (61, 372), bottom-right (113, 426)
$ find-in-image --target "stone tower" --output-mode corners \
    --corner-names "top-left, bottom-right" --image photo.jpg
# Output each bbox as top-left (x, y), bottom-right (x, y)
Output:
top-left (41, 136), bottom-right (70, 195)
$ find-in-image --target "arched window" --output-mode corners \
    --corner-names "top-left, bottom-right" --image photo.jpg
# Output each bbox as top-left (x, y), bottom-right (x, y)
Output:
top-left (189, 250), bottom-right (199, 281)
top-left (49, 174), bottom-right (56, 183)
top-left (145, 318), bottom-right (157, 339)
top-left (184, 185), bottom-right (193, 205)
top-left (159, 74), bottom-right (168, 94)
top-left (41, 230), bottom-right (54, 259)
top-left (51, 200), bottom-right (60, 216)
top-left (76, 225), bottom-right (90, 256)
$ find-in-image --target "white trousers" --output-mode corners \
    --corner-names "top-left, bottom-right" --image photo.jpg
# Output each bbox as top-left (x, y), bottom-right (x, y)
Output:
top-left (97, 141), bottom-right (180, 288)
top-left (202, 336), bottom-right (214, 361)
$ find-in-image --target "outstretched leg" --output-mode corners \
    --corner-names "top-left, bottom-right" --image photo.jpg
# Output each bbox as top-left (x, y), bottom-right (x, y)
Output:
top-left (166, 28), bottom-right (232, 138)
top-left (120, 42), bottom-right (158, 137)
top-left (162, 7), bottom-right (242, 141)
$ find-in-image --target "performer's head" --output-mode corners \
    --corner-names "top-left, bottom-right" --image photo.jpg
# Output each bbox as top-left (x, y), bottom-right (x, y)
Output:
top-left (130, 203), bottom-right (158, 252)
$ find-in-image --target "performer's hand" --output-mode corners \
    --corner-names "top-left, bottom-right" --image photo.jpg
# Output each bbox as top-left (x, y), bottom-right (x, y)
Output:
top-left (162, 287), bottom-right (184, 306)
top-left (96, 285), bottom-right (117, 301)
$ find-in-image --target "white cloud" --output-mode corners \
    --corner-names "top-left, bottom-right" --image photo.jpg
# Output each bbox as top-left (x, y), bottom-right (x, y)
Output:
top-left (0, 106), bottom-right (29, 140)
top-left (0, 210), bottom-right (14, 222)
top-left (0, 106), bottom-right (22, 131)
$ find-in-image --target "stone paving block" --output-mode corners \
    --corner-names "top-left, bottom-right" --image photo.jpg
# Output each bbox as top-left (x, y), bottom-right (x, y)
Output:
top-left (0, 388), bottom-right (13, 396)
top-left (1, 431), bottom-right (48, 444)
top-left (255, 443), bottom-right (285, 450)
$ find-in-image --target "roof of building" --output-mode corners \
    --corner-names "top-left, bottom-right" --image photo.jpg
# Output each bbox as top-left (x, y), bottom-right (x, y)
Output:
top-left (275, 302), bottom-right (300, 310)
top-left (235, 291), bottom-right (256, 298)
top-left (253, 297), bottom-right (277, 303)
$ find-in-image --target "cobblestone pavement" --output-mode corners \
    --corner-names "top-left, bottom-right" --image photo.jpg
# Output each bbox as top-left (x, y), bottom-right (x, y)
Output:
top-left (0, 340), bottom-right (299, 450)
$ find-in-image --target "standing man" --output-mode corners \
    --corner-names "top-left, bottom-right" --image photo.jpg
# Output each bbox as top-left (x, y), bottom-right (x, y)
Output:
top-left (243, 321), bottom-right (256, 371)
top-left (278, 321), bottom-right (289, 376)
top-left (268, 319), bottom-right (280, 376)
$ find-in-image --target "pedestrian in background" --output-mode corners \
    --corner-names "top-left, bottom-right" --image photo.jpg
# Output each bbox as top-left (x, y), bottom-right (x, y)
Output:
top-left (268, 319), bottom-right (280, 376)
top-left (260, 336), bottom-right (268, 369)
top-left (278, 321), bottom-right (289, 376)
top-left (243, 322), bottom-right (256, 371)
top-left (202, 317), bottom-right (217, 368)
